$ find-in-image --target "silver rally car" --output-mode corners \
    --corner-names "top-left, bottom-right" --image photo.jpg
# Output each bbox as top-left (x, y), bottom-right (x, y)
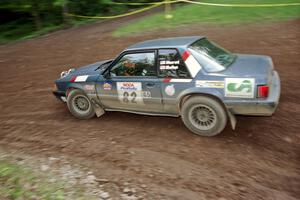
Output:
top-left (53, 36), bottom-right (280, 136)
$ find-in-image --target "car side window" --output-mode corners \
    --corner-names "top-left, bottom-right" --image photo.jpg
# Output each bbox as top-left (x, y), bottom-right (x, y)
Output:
top-left (110, 52), bottom-right (156, 77)
top-left (158, 49), bottom-right (190, 78)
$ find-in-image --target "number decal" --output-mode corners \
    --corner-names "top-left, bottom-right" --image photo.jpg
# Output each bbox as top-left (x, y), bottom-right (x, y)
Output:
top-left (117, 82), bottom-right (143, 105)
top-left (123, 91), bottom-right (129, 103)
top-left (130, 92), bottom-right (137, 103)
top-left (122, 91), bottom-right (137, 104)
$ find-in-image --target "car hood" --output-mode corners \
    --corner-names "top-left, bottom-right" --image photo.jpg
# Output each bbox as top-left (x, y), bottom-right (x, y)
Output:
top-left (71, 59), bottom-right (112, 76)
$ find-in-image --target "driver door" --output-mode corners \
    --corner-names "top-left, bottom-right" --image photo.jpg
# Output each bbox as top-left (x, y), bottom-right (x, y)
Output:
top-left (96, 50), bottom-right (164, 113)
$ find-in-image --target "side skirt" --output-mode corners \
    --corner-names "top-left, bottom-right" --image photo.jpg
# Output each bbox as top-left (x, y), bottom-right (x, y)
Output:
top-left (104, 108), bottom-right (179, 117)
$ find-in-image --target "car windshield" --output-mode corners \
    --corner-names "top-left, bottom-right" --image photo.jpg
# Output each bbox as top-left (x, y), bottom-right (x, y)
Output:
top-left (188, 38), bottom-right (236, 72)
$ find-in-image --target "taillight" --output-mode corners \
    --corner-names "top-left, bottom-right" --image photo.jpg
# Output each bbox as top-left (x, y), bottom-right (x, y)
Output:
top-left (258, 85), bottom-right (269, 98)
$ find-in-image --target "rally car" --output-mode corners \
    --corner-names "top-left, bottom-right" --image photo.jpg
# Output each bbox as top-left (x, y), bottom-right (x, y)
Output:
top-left (53, 36), bottom-right (280, 136)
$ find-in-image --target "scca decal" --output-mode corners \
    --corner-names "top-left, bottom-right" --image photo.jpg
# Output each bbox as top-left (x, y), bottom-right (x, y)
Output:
top-left (165, 84), bottom-right (175, 96)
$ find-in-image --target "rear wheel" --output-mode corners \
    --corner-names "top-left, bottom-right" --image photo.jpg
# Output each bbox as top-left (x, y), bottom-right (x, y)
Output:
top-left (181, 96), bottom-right (227, 136)
top-left (67, 89), bottom-right (95, 119)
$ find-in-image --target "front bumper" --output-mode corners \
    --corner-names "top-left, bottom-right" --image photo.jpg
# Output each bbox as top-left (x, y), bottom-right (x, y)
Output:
top-left (53, 91), bottom-right (67, 102)
top-left (226, 71), bottom-right (281, 116)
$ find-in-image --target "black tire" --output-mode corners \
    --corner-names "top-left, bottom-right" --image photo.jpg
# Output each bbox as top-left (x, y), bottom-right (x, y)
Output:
top-left (181, 96), bottom-right (227, 137)
top-left (67, 89), bottom-right (95, 119)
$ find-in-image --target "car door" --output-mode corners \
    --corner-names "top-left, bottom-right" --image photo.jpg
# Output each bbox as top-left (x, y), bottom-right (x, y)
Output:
top-left (158, 49), bottom-right (194, 115)
top-left (96, 50), bottom-right (164, 113)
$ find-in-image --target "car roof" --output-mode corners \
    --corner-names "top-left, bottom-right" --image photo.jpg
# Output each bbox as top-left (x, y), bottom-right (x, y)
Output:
top-left (125, 36), bottom-right (204, 51)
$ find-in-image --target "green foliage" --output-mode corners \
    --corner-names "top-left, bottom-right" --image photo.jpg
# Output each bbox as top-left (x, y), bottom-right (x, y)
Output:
top-left (0, 0), bottom-right (126, 44)
top-left (0, 160), bottom-right (66, 200)
top-left (1, 0), bottom-right (300, 43)
top-left (53, 0), bottom-right (67, 7)
top-left (113, 0), bottom-right (300, 36)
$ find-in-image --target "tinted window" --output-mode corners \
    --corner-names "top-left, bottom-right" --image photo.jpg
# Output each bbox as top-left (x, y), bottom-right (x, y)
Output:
top-left (158, 49), bottom-right (190, 78)
top-left (110, 52), bottom-right (156, 77)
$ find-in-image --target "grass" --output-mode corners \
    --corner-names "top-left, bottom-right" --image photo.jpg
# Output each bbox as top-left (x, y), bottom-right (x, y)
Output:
top-left (1, 1), bottom-right (299, 44)
top-left (113, 0), bottom-right (300, 36)
top-left (0, 160), bottom-right (66, 200)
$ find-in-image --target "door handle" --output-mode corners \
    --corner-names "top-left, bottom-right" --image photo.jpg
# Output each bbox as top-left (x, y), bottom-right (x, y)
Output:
top-left (146, 82), bottom-right (155, 88)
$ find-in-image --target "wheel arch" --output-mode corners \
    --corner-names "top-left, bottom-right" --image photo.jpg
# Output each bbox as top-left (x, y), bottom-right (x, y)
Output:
top-left (178, 92), bottom-right (237, 130)
top-left (66, 83), bottom-right (105, 118)
top-left (66, 83), bottom-right (85, 97)
top-left (179, 92), bottom-right (227, 112)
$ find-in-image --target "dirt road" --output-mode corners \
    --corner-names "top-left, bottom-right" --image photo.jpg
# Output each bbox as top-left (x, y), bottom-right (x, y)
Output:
top-left (0, 17), bottom-right (299, 199)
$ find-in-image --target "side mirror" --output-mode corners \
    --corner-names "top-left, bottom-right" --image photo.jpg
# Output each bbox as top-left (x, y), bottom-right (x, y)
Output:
top-left (103, 71), bottom-right (110, 79)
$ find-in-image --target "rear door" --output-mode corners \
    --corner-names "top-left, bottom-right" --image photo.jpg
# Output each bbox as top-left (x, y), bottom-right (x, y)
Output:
top-left (158, 49), bottom-right (193, 114)
top-left (97, 50), bottom-right (164, 113)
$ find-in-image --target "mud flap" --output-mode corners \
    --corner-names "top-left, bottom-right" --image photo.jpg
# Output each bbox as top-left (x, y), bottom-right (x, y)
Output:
top-left (227, 110), bottom-right (237, 130)
top-left (94, 104), bottom-right (105, 117)
top-left (90, 99), bottom-right (105, 117)
top-left (87, 94), bottom-right (105, 117)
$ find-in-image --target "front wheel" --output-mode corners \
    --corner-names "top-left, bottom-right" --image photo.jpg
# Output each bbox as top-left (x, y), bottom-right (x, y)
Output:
top-left (67, 89), bottom-right (95, 119)
top-left (181, 96), bottom-right (227, 137)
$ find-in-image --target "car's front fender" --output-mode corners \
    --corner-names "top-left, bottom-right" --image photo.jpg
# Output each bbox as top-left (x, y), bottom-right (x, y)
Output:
top-left (66, 83), bottom-right (86, 96)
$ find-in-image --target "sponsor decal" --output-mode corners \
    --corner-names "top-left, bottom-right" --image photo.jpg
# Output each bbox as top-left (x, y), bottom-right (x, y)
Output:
top-left (196, 80), bottom-right (224, 88)
top-left (182, 50), bottom-right (202, 78)
top-left (160, 60), bottom-right (180, 70)
top-left (165, 84), bottom-right (175, 96)
top-left (70, 75), bottom-right (89, 82)
top-left (117, 82), bottom-right (143, 104)
top-left (141, 69), bottom-right (148, 76)
top-left (83, 84), bottom-right (95, 91)
top-left (142, 91), bottom-right (151, 98)
top-left (103, 82), bottom-right (112, 91)
top-left (225, 78), bottom-right (255, 98)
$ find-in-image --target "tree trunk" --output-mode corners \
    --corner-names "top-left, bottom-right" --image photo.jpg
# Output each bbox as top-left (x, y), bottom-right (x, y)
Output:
top-left (62, 0), bottom-right (71, 28)
top-left (31, 0), bottom-right (42, 31)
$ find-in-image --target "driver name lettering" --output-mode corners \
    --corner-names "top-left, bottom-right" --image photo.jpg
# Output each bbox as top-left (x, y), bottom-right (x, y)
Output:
top-left (160, 60), bottom-right (179, 65)
top-left (160, 60), bottom-right (180, 70)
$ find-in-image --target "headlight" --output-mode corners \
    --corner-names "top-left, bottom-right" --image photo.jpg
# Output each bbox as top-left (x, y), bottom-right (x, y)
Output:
top-left (60, 71), bottom-right (68, 78)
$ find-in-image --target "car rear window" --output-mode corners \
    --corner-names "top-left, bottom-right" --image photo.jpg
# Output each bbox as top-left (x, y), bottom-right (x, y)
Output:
top-left (189, 38), bottom-right (236, 72)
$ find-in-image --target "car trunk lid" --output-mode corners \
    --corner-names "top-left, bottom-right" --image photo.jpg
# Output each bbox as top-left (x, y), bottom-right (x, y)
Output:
top-left (223, 54), bottom-right (274, 86)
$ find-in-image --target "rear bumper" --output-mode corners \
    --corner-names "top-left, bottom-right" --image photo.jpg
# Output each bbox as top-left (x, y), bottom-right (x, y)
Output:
top-left (255, 71), bottom-right (280, 115)
top-left (226, 71), bottom-right (280, 116)
top-left (53, 91), bottom-right (67, 102)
